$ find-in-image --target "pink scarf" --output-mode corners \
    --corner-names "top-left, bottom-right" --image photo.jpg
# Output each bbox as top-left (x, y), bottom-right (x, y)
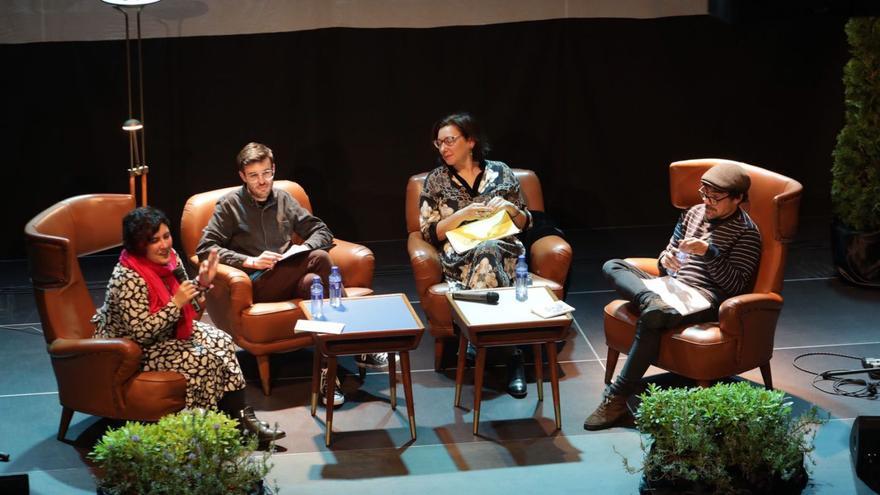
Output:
top-left (119, 249), bottom-right (195, 340)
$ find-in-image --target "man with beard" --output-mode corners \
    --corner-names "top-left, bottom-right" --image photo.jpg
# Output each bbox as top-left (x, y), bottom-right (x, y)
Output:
top-left (584, 162), bottom-right (762, 430)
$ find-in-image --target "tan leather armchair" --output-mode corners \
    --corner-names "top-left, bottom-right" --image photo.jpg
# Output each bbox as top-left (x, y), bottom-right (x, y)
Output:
top-left (604, 159), bottom-right (803, 389)
top-left (25, 194), bottom-right (187, 441)
top-left (180, 181), bottom-right (375, 395)
top-left (406, 168), bottom-right (573, 371)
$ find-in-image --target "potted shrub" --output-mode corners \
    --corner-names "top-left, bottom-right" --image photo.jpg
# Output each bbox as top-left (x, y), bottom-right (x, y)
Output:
top-left (89, 409), bottom-right (277, 495)
top-left (831, 17), bottom-right (880, 287)
top-left (621, 382), bottom-right (825, 495)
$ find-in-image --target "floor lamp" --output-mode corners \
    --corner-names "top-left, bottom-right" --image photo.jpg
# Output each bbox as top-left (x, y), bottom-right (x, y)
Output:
top-left (102, 0), bottom-right (161, 207)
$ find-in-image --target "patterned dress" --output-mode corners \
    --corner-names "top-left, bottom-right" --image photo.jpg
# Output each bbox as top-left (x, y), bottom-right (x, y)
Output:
top-left (419, 160), bottom-right (529, 289)
top-left (91, 263), bottom-right (246, 409)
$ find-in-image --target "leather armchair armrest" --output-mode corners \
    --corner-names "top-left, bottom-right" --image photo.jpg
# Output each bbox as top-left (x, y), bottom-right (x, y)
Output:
top-left (205, 263), bottom-right (253, 333)
top-left (530, 235), bottom-right (572, 287)
top-left (623, 257), bottom-right (661, 276)
top-left (49, 337), bottom-right (144, 388)
top-left (328, 239), bottom-right (375, 289)
top-left (408, 232), bottom-right (443, 297)
top-left (719, 292), bottom-right (784, 365)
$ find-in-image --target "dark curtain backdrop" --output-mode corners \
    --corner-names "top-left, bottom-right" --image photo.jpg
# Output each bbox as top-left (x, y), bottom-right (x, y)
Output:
top-left (2, 15), bottom-right (846, 259)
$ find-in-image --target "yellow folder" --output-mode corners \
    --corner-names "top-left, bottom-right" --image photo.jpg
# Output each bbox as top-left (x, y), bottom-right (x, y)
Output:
top-left (446, 210), bottom-right (521, 254)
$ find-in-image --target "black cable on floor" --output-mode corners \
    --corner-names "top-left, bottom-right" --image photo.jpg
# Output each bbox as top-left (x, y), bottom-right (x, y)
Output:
top-left (793, 352), bottom-right (879, 400)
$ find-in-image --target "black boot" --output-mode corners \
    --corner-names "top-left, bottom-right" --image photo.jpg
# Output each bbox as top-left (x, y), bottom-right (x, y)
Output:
top-left (239, 406), bottom-right (286, 445)
top-left (506, 348), bottom-right (527, 399)
top-left (219, 389), bottom-right (285, 446)
top-left (465, 342), bottom-right (477, 364)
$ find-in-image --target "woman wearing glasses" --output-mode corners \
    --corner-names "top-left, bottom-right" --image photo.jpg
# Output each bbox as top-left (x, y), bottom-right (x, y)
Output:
top-left (418, 112), bottom-right (532, 397)
top-left (91, 206), bottom-right (285, 447)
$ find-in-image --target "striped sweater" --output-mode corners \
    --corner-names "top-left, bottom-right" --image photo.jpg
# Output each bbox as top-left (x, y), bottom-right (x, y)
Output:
top-left (660, 204), bottom-right (762, 304)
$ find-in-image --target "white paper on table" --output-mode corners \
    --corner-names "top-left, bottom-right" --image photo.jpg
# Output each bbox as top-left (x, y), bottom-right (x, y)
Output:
top-left (642, 276), bottom-right (712, 316)
top-left (294, 319), bottom-right (345, 334)
top-left (531, 300), bottom-right (576, 319)
top-left (454, 287), bottom-right (569, 326)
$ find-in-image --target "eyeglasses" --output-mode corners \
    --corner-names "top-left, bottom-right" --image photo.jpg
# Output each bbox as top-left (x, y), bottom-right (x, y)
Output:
top-left (698, 186), bottom-right (729, 205)
top-left (244, 169), bottom-right (274, 183)
top-left (433, 135), bottom-right (462, 149)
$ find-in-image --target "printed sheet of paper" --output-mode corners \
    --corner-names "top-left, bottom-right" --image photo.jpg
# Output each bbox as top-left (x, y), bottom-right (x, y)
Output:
top-left (446, 210), bottom-right (521, 254)
top-left (279, 243), bottom-right (312, 262)
top-left (294, 319), bottom-right (345, 334)
top-left (531, 300), bottom-right (576, 319)
top-left (642, 276), bottom-right (712, 316)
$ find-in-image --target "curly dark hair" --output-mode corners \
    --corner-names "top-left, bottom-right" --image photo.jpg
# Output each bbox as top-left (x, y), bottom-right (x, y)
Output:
top-left (432, 112), bottom-right (491, 166)
top-left (122, 206), bottom-right (171, 255)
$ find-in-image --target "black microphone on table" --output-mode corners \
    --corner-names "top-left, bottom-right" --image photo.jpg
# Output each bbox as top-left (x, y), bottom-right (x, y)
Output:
top-left (172, 265), bottom-right (202, 312)
top-left (451, 290), bottom-right (500, 304)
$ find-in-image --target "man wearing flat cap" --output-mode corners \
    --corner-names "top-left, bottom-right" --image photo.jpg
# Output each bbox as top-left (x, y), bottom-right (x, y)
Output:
top-left (584, 162), bottom-right (762, 430)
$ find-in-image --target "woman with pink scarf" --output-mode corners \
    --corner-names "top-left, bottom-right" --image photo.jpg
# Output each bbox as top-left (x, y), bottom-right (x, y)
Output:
top-left (91, 206), bottom-right (284, 446)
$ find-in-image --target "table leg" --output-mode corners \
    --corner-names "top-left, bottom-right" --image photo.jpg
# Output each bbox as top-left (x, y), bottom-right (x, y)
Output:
top-left (311, 349), bottom-right (321, 417)
top-left (388, 351), bottom-right (397, 410)
top-left (547, 341), bottom-right (561, 430)
top-left (533, 343), bottom-right (544, 402)
top-left (325, 357), bottom-right (338, 446)
top-left (454, 333), bottom-right (467, 408)
top-left (400, 351), bottom-right (416, 441)
top-left (472, 346), bottom-right (487, 436)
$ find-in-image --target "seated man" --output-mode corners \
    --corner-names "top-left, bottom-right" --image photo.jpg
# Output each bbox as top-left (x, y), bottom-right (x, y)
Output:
top-left (584, 162), bottom-right (762, 430)
top-left (196, 142), bottom-right (388, 407)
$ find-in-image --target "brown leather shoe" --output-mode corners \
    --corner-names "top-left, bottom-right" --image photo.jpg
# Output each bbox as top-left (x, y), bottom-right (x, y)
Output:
top-left (583, 392), bottom-right (631, 431)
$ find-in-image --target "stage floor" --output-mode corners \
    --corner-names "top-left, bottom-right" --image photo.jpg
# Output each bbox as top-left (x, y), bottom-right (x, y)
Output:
top-left (2, 216), bottom-right (878, 494)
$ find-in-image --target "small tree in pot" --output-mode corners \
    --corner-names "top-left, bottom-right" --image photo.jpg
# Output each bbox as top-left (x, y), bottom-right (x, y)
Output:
top-left (831, 17), bottom-right (880, 287)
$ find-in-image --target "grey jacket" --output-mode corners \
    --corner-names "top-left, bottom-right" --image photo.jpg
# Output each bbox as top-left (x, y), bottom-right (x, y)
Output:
top-left (196, 186), bottom-right (334, 272)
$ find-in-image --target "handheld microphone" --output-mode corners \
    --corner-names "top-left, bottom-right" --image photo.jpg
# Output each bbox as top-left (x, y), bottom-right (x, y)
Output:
top-left (451, 290), bottom-right (500, 304)
top-left (172, 265), bottom-right (202, 312)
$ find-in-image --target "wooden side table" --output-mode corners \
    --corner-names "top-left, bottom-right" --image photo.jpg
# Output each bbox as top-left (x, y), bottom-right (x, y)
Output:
top-left (299, 293), bottom-right (424, 446)
top-left (447, 286), bottom-right (572, 435)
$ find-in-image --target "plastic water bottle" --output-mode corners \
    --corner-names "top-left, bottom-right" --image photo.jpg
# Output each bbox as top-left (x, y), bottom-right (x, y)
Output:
top-left (329, 266), bottom-right (343, 308)
top-left (310, 276), bottom-right (324, 319)
top-left (515, 255), bottom-right (529, 301)
top-left (668, 250), bottom-right (689, 277)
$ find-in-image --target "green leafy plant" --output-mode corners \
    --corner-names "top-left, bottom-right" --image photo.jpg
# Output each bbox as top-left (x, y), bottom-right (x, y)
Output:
top-left (622, 382), bottom-right (826, 494)
top-left (831, 17), bottom-right (880, 232)
top-left (89, 409), bottom-right (276, 495)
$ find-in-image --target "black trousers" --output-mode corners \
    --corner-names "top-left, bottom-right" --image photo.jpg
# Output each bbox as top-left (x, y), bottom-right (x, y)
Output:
top-left (602, 259), bottom-right (718, 396)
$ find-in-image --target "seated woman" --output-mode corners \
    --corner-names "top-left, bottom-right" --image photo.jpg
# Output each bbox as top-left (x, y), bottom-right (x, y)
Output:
top-left (91, 206), bottom-right (284, 445)
top-left (419, 112), bottom-right (532, 397)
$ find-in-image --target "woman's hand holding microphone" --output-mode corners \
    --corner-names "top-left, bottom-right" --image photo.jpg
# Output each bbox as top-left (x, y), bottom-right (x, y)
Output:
top-left (172, 280), bottom-right (200, 309)
top-left (173, 248), bottom-right (220, 310)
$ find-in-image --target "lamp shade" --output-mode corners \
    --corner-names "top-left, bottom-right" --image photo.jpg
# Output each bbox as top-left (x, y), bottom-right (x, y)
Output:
top-left (122, 119), bottom-right (143, 131)
top-left (101, 0), bottom-right (161, 6)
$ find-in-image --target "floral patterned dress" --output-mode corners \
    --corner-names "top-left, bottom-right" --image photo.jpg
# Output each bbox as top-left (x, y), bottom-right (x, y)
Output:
top-left (419, 160), bottom-right (530, 289)
top-left (91, 263), bottom-right (246, 409)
